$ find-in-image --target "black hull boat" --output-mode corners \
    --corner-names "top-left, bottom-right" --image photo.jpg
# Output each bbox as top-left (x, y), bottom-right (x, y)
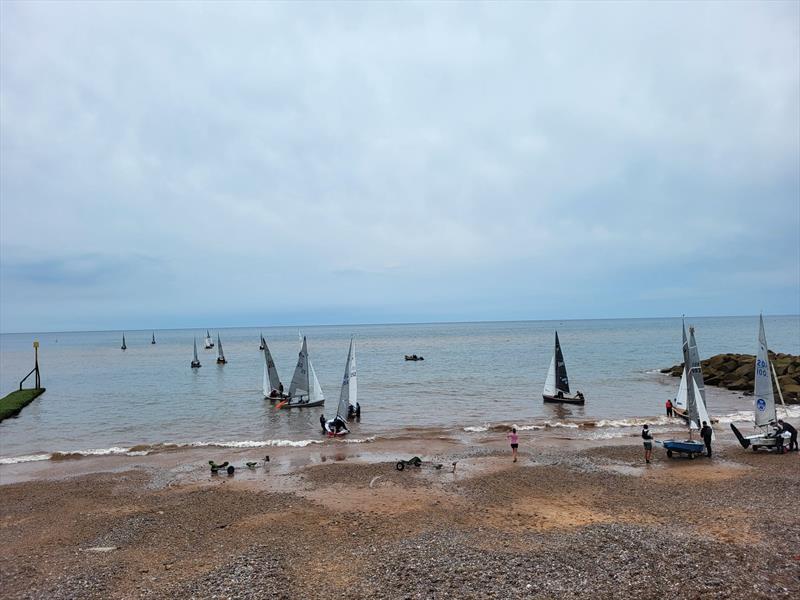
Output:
top-left (542, 393), bottom-right (585, 405)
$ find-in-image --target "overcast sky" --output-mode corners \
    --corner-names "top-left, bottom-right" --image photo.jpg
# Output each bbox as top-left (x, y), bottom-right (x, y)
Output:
top-left (1, 1), bottom-right (798, 333)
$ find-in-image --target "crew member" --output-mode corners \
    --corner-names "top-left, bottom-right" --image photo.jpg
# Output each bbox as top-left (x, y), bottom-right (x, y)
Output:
top-left (700, 421), bottom-right (713, 457)
top-left (665, 398), bottom-right (673, 418)
top-left (778, 419), bottom-right (798, 452)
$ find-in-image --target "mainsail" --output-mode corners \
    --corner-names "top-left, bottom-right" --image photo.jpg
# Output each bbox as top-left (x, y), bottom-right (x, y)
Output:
top-left (262, 340), bottom-right (282, 395)
top-left (288, 337), bottom-right (310, 399)
top-left (673, 368), bottom-right (687, 412)
top-left (217, 334), bottom-right (225, 362)
top-left (336, 337), bottom-right (357, 420)
top-left (687, 325), bottom-right (707, 406)
top-left (193, 338), bottom-right (199, 362)
top-left (554, 332), bottom-right (570, 394)
top-left (754, 314), bottom-right (776, 428)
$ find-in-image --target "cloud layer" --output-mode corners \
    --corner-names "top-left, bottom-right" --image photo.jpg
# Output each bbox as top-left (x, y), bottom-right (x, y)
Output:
top-left (1, 1), bottom-right (798, 332)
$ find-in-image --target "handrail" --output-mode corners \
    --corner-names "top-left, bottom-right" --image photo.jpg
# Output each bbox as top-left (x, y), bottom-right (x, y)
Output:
top-left (19, 367), bottom-right (37, 390)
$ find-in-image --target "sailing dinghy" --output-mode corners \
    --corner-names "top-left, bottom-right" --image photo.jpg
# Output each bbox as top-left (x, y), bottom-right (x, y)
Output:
top-left (121, 333), bottom-right (127, 350)
top-left (542, 332), bottom-right (585, 404)
top-left (672, 319), bottom-right (707, 422)
top-left (191, 337), bottom-right (202, 368)
top-left (151, 331), bottom-right (156, 345)
top-left (216, 334), bottom-right (227, 364)
top-left (662, 321), bottom-right (712, 458)
top-left (276, 336), bottom-right (325, 408)
top-left (730, 315), bottom-right (789, 453)
top-left (204, 330), bottom-right (214, 349)
top-left (259, 333), bottom-right (266, 351)
top-left (262, 338), bottom-right (288, 400)
top-left (324, 338), bottom-right (359, 436)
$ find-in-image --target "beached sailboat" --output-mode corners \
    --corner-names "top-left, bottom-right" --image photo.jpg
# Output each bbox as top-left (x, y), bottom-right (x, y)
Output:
top-left (262, 338), bottom-right (287, 400)
top-left (325, 337), bottom-right (359, 436)
top-left (151, 331), bottom-right (156, 345)
top-left (216, 334), bottom-right (227, 364)
top-left (662, 320), bottom-right (713, 458)
top-left (276, 336), bottom-right (324, 408)
top-left (191, 337), bottom-right (201, 368)
top-left (204, 330), bottom-right (214, 349)
top-left (121, 333), bottom-right (127, 350)
top-left (730, 315), bottom-right (788, 452)
top-left (542, 332), bottom-right (585, 404)
top-left (672, 319), bottom-right (707, 422)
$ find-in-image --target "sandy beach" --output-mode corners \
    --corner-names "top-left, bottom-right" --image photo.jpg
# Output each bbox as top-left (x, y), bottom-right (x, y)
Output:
top-left (1, 426), bottom-right (799, 599)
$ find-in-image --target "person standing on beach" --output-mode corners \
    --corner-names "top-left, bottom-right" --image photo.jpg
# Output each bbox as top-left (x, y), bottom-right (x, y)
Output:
top-left (700, 421), bottom-right (713, 457)
top-left (507, 427), bottom-right (519, 463)
top-left (642, 424), bottom-right (653, 463)
top-left (665, 398), bottom-right (673, 418)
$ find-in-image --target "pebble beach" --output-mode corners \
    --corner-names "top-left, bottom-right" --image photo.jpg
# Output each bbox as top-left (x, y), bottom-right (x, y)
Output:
top-left (1, 425), bottom-right (798, 599)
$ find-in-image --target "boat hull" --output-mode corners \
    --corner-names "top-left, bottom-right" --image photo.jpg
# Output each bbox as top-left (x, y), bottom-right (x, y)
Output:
top-left (662, 439), bottom-right (705, 458)
top-left (730, 424), bottom-right (787, 452)
top-left (542, 394), bottom-right (585, 405)
top-left (278, 400), bottom-right (325, 409)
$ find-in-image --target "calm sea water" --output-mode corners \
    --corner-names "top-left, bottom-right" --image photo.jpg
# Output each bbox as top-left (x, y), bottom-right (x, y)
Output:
top-left (1, 316), bottom-right (798, 461)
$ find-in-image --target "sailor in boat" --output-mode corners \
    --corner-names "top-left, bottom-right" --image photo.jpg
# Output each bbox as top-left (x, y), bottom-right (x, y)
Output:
top-left (269, 383), bottom-right (287, 399)
top-left (325, 416), bottom-right (350, 435)
top-left (575, 391), bottom-right (584, 401)
top-left (556, 391), bottom-right (564, 399)
top-left (777, 419), bottom-right (798, 451)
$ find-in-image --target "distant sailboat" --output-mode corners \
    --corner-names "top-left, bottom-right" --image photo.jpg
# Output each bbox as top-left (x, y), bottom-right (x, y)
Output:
top-left (262, 338), bottom-right (286, 399)
top-left (191, 337), bottom-right (202, 368)
top-left (277, 336), bottom-right (324, 408)
top-left (542, 332), bottom-right (585, 404)
top-left (730, 315), bottom-right (788, 452)
top-left (151, 331), bottom-right (156, 345)
top-left (216, 334), bottom-right (227, 364)
top-left (259, 333), bottom-right (265, 351)
top-left (121, 333), bottom-right (127, 350)
top-left (204, 330), bottom-right (214, 349)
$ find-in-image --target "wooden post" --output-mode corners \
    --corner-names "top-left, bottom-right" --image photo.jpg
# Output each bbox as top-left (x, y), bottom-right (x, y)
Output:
top-left (33, 340), bottom-right (40, 389)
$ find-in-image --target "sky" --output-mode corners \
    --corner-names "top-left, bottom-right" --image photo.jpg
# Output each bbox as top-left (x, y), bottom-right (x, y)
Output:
top-left (1, 1), bottom-right (798, 333)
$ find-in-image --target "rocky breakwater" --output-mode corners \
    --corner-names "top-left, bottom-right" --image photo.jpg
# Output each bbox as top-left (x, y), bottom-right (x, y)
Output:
top-left (662, 352), bottom-right (800, 404)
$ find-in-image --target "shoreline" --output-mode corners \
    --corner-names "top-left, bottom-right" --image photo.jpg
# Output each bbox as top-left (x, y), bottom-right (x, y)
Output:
top-left (1, 427), bottom-right (798, 598)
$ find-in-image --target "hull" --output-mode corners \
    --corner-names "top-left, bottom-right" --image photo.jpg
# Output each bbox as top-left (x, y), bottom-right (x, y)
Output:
top-left (278, 399), bottom-right (325, 409)
top-left (730, 424), bottom-right (787, 452)
top-left (542, 394), bottom-right (585, 405)
top-left (662, 439), bottom-right (704, 458)
top-left (216, 359), bottom-right (227, 364)
top-left (191, 362), bottom-right (201, 369)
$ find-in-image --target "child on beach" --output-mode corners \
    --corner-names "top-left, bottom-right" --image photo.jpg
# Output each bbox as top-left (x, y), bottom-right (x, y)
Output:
top-left (507, 426), bottom-right (519, 463)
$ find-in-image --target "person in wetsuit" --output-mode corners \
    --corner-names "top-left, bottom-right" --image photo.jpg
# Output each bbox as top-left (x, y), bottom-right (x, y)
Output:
top-left (700, 421), bottom-right (713, 457)
top-left (319, 414), bottom-right (326, 434)
top-left (778, 419), bottom-right (798, 451)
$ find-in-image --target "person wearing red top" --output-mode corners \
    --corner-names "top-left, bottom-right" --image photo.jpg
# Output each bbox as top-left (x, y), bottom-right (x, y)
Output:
top-left (665, 398), bottom-right (674, 417)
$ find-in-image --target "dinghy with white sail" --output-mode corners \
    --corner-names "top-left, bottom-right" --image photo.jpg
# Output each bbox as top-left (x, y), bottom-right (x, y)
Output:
top-left (262, 338), bottom-right (287, 400)
top-left (542, 332), bottom-right (585, 404)
top-left (204, 330), bottom-right (214, 349)
top-left (191, 337), bottom-right (201, 368)
top-left (277, 336), bottom-right (324, 408)
top-left (324, 338), bottom-right (358, 436)
top-left (216, 334), bottom-right (227, 364)
top-left (672, 319), bottom-right (708, 422)
top-left (121, 333), bottom-right (127, 350)
top-left (730, 315), bottom-right (789, 452)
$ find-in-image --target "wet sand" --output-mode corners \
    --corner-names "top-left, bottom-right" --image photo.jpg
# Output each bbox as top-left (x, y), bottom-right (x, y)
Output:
top-left (1, 426), bottom-right (799, 599)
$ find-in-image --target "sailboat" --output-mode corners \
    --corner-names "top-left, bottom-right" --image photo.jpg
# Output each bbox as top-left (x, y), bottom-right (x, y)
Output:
top-left (672, 319), bottom-right (707, 422)
top-left (121, 333), bottom-right (127, 350)
top-left (276, 336), bottom-right (325, 408)
top-left (262, 338), bottom-right (287, 400)
top-left (191, 337), bottom-right (202, 368)
top-left (216, 334), bottom-right (227, 364)
top-left (204, 330), bottom-right (214, 349)
top-left (258, 333), bottom-right (265, 351)
top-left (542, 332), bottom-right (585, 404)
top-left (730, 315), bottom-right (788, 452)
top-left (325, 337), bottom-right (358, 436)
top-left (661, 321), bottom-right (712, 458)
top-left (151, 331), bottom-right (156, 345)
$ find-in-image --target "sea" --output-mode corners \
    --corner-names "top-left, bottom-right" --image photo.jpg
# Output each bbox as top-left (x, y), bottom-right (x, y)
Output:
top-left (1, 316), bottom-right (799, 464)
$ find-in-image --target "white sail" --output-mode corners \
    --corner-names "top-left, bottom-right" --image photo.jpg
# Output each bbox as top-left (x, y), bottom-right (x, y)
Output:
top-left (263, 341), bottom-right (282, 393)
top-left (674, 368), bottom-right (687, 411)
top-left (336, 337), bottom-right (356, 420)
top-left (692, 377), bottom-right (714, 439)
top-left (754, 314), bottom-right (776, 428)
top-left (543, 355), bottom-right (556, 396)
top-left (217, 334), bottom-right (225, 361)
top-left (262, 353), bottom-right (269, 396)
top-left (309, 361), bottom-right (325, 404)
top-left (288, 337), bottom-right (310, 399)
top-left (687, 325), bottom-right (707, 407)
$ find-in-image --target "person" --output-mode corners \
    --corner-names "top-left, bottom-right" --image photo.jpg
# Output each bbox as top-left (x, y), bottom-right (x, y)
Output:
top-left (319, 414), bottom-right (326, 434)
top-left (279, 382), bottom-right (284, 396)
top-left (777, 419), bottom-right (798, 452)
top-left (355, 402), bottom-right (361, 419)
top-left (333, 416), bottom-right (350, 434)
top-left (575, 391), bottom-right (584, 400)
top-left (507, 426), bottom-right (519, 463)
top-left (700, 421), bottom-right (713, 457)
top-left (642, 424), bottom-right (653, 463)
top-left (556, 390), bottom-right (564, 399)
top-left (665, 398), bottom-right (673, 418)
